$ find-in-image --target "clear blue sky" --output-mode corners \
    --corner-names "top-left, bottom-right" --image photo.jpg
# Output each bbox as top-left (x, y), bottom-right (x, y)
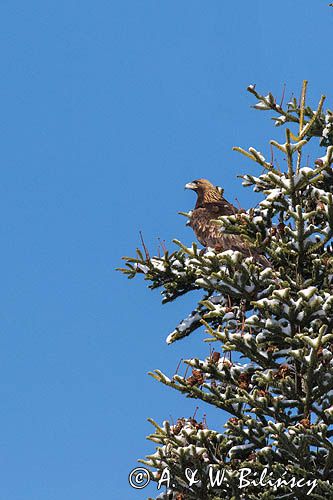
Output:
top-left (0, 1), bottom-right (332, 499)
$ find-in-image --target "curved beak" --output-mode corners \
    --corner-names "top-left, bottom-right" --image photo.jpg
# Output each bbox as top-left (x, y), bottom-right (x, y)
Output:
top-left (184, 182), bottom-right (197, 190)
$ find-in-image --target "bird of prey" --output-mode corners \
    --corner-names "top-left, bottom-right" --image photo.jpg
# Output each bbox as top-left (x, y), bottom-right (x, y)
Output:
top-left (185, 178), bottom-right (268, 264)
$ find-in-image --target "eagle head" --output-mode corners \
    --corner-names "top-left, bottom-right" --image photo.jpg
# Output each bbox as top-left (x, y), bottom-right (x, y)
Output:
top-left (185, 178), bottom-right (222, 205)
top-left (185, 178), bottom-right (215, 192)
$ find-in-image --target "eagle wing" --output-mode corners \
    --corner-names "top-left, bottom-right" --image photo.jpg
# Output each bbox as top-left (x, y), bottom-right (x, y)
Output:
top-left (189, 199), bottom-right (269, 266)
top-left (196, 198), bottom-right (238, 215)
top-left (189, 206), bottom-right (242, 248)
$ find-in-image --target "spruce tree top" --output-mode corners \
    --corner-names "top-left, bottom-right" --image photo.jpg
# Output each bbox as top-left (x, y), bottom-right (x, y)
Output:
top-left (119, 82), bottom-right (333, 499)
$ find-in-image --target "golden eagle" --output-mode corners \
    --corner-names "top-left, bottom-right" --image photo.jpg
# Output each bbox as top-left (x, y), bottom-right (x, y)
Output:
top-left (185, 178), bottom-right (269, 265)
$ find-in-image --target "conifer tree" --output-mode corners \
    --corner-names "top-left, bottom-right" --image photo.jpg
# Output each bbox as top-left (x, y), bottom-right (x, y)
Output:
top-left (119, 81), bottom-right (333, 499)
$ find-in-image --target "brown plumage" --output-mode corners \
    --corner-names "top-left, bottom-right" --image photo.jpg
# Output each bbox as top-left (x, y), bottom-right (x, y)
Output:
top-left (185, 178), bottom-right (269, 265)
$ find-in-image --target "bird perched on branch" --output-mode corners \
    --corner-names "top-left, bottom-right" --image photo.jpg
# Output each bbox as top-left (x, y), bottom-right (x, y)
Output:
top-left (185, 178), bottom-right (269, 265)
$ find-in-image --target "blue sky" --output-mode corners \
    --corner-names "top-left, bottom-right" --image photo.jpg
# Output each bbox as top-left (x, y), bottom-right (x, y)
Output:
top-left (0, 1), bottom-right (332, 499)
